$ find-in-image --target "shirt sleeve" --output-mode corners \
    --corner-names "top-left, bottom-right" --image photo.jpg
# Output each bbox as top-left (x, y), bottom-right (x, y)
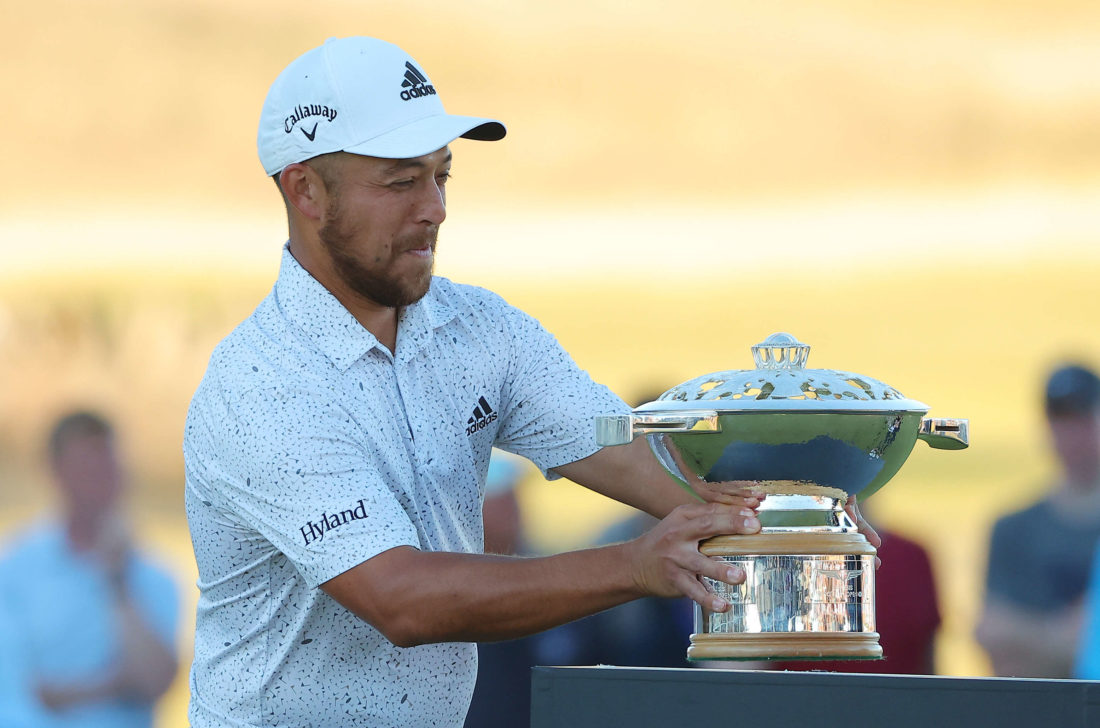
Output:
top-left (492, 306), bottom-right (630, 479)
top-left (186, 383), bottom-right (421, 589)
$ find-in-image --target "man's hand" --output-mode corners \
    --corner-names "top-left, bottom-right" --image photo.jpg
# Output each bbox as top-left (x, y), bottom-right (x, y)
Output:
top-left (625, 502), bottom-right (761, 613)
top-left (689, 479), bottom-right (766, 509)
top-left (552, 438), bottom-right (767, 520)
top-left (977, 598), bottom-right (1084, 678)
top-left (661, 436), bottom-right (766, 508)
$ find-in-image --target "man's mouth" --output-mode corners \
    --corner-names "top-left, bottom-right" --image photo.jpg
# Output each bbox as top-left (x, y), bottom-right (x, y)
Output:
top-left (403, 235), bottom-right (436, 257)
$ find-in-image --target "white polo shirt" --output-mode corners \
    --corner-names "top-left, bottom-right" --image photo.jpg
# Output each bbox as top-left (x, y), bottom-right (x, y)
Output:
top-left (184, 245), bottom-right (626, 728)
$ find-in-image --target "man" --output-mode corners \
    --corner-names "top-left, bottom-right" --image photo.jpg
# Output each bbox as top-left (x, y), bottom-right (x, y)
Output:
top-left (0, 411), bottom-right (179, 727)
top-left (184, 37), bottom-right (875, 727)
top-left (977, 364), bottom-right (1100, 678)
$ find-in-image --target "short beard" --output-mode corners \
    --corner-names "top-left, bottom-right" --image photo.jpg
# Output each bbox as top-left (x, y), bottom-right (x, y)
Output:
top-left (318, 196), bottom-right (436, 309)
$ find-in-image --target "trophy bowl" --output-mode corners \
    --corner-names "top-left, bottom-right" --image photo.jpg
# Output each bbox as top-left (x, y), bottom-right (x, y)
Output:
top-left (595, 332), bottom-right (968, 660)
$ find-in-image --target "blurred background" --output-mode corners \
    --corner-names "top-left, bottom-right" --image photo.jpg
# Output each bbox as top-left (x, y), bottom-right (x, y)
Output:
top-left (1, 0), bottom-right (1099, 724)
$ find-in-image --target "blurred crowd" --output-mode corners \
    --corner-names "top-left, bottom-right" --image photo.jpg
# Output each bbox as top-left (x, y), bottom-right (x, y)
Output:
top-left (0, 412), bottom-right (178, 727)
top-left (4, 364), bottom-right (1100, 726)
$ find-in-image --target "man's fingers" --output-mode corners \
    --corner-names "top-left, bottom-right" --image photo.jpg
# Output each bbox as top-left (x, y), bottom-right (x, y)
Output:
top-left (634, 502), bottom-right (759, 603)
top-left (699, 492), bottom-right (763, 509)
top-left (676, 557), bottom-right (745, 612)
top-left (845, 495), bottom-right (882, 549)
top-left (699, 555), bottom-right (745, 586)
top-left (674, 503), bottom-right (761, 539)
top-left (696, 492), bottom-right (746, 506)
top-left (712, 480), bottom-right (766, 497)
top-left (694, 480), bottom-right (767, 507)
top-left (676, 573), bottom-right (730, 613)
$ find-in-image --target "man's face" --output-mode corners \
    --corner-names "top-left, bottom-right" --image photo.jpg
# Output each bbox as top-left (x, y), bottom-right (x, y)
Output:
top-left (52, 434), bottom-right (123, 518)
top-left (1048, 411), bottom-right (1100, 485)
top-left (314, 147), bottom-right (451, 308)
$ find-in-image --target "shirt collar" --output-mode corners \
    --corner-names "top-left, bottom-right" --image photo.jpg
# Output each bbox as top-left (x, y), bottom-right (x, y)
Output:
top-left (274, 244), bottom-right (457, 371)
top-left (394, 284), bottom-right (457, 363)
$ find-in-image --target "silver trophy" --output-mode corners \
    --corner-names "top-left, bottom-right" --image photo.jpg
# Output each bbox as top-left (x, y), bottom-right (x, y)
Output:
top-left (595, 333), bottom-right (968, 660)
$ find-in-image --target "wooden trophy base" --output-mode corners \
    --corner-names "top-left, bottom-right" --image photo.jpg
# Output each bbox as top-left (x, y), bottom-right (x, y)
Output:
top-left (688, 631), bottom-right (883, 661)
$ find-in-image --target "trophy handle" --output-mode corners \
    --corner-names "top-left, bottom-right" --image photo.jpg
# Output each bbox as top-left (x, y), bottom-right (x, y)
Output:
top-left (917, 417), bottom-right (969, 450)
top-left (595, 411), bottom-right (720, 446)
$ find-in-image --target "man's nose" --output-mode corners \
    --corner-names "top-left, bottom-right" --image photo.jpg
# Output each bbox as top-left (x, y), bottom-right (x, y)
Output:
top-left (418, 180), bottom-right (447, 225)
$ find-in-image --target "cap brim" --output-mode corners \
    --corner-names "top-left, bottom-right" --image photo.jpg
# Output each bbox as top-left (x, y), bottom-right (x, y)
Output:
top-left (343, 113), bottom-right (506, 160)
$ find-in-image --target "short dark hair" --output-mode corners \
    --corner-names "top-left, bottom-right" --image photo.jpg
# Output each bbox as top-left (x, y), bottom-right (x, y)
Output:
top-left (47, 411), bottom-right (113, 461)
top-left (1045, 365), bottom-right (1100, 417)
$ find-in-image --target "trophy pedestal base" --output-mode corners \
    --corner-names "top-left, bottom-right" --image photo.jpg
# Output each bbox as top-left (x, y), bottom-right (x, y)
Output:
top-left (687, 631), bottom-right (883, 661)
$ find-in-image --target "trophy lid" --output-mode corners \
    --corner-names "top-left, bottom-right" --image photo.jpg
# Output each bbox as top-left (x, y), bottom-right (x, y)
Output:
top-left (643, 332), bottom-right (929, 414)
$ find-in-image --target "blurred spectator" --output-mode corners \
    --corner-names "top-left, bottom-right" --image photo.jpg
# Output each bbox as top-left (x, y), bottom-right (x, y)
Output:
top-left (765, 522), bottom-right (941, 674)
top-left (0, 411), bottom-right (179, 726)
top-left (481, 452), bottom-right (527, 557)
top-left (976, 364), bottom-right (1100, 678)
top-left (465, 450), bottom-right (540, 728)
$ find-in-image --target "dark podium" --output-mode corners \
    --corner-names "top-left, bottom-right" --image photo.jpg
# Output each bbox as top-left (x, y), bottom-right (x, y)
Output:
top-left (531, 666), bottom-right (1100, 728)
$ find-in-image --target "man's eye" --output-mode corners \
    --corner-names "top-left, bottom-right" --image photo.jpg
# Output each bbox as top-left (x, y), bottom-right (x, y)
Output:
top-left (436, 172), bottom-right (452, 185)
top-left (389, 179), bottom-right (415, 189)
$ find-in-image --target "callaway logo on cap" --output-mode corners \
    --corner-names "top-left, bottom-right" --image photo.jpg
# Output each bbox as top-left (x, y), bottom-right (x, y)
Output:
top-left (257, 36), bottom-right (506, 176)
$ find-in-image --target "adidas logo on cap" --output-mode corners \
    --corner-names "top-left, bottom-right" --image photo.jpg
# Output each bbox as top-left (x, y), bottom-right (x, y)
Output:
top-left (400, 61), bottom-right (437, 101)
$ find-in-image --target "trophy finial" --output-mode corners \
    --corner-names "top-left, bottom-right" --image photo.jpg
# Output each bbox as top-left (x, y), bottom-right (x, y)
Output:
top-left (752, 332), bottom-right (810, 370)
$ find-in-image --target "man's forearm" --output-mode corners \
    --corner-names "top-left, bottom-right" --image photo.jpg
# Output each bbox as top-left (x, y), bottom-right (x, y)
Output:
top-left (977, 600), bottom-right (1083, 677)
top-left (111, 596), bottom-right (178, 701)
top-left (322, 501), bottom-right (759, 649)
top-left (323, 544), bottom-right (643, 647)
top-left (551, 438), bottom-right (698, 519)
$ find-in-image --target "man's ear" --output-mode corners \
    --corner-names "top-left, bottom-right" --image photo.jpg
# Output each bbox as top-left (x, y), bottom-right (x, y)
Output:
top-left (279, 163), bottom-right (328, 221)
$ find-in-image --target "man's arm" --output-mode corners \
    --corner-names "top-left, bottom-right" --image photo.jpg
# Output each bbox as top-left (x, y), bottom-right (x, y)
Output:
top-left (104, 585), bottom-right (179, 701)
top-left (550, 437), bottom-right (762, 518)
top-left (321, 500), bottom-right (761, 648)
top-left (551, 439), bottom-right (881, 550)
top-left (976, 513), bottom-right (1077, 678)
top-left (975, 597), bottom-right (1083, 678)
top-left (36, 543), bottom-right (178, 711)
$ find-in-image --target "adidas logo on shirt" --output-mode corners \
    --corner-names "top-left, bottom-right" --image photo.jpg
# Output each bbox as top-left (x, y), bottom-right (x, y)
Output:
top-left (465, 396), bottom-right (497, 436)
top-left (399, 61), bottom-right (437, 101)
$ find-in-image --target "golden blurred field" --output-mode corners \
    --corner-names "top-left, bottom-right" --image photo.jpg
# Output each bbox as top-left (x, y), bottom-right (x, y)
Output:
top-left (2, 0), bottom-right (1100, 724)
top-left (2, 0), bottom-right (1099, 215)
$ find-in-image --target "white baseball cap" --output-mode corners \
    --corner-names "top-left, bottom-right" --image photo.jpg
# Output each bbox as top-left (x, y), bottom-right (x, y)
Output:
top-left (257, 37), bottom-right (506, 176)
